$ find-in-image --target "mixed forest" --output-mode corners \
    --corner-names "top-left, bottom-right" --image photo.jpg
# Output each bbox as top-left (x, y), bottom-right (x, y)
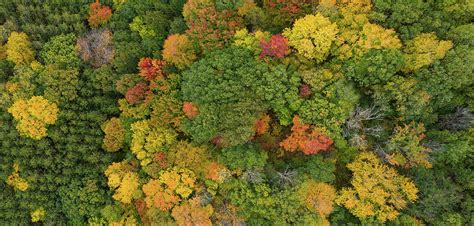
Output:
top-left (0, 0), bottom-right (473, 225)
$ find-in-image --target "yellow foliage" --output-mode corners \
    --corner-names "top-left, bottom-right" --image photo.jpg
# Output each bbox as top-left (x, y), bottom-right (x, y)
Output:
top-left (5, 32), bottom-right (35, 65)
top-left (298, 180), bottom-right (336, 217)
top-left (171, 200), bottom-right (213, 226)
top-left (101, 117), bottom-right (125, 152)
top-left (8, 96), bottom-right (59, 140)
top-left (233, 28), bottom-right (271, 56)
top-left (357, 23), bottom-right (402, 50)
top-left (338, 0), bottom-right (372, 14)
top-left (6, 163), bottom-right (29, 191)
top-left (402, 33), bottom-right (453, 72)
top-left (283, 13), bottom-right (338, 62)
top-left (130, 120), bottom-right (177, 166)
top-left (336, 152), bottom-right (418, 223)
top-left (162, 34), bottom-right (197, 70)
top-left (105, 161), bottom-right (141, 204)
top-left (167, 141), bottom-right (211, 178)
top-left (31, 208), bottom-right (46, 222)
top-left (142, 167), bottom-right (196, 211)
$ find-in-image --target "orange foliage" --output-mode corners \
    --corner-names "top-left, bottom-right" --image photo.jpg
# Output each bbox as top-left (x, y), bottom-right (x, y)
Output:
top-left (142, 179), bottom-right (181, 211)
top-left (138, 58), bottom-right (166, 81)
top-left (162, 34), bottom-right (197, 69)
top-left (280, 116), bottom-right (333, 155)
top-left (88, 0), bottom-right (112, 28)
top-left (183, 102), bottom-right (199, 119)
top-left (254, 113), bottom-right (271, 135)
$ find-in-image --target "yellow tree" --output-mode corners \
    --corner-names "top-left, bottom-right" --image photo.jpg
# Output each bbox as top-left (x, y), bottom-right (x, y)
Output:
top-left (104, 161), bottom-right (141, 204)
top-left (402, 33), bottom-right (453, 72)
top-left (171, 197), bottom-right (213, 226)
top-left (130, 120), bottom-right (177, 167)
top-left (5, 32), bottom-right (35, 65)
top-left (297, 180), bottom-right (336, 218)
top-left (6, 163), bottom-right (29, 191)
top-left (336, 152), bottom-right (418, 223)
top-left (8, 96), bottom-right (59, 140)
top-left (283, 13), bottom-right (338, 62)
top-left (162, 34), bottom-right (197, 70)
top-left (101, 117), bottom-right (125, 152)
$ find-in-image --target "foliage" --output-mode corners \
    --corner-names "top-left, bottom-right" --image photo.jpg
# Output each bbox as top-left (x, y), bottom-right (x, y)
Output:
top-left (280, 116), bottom-right (333, 155)
top-left (384, 122), bottom-right (432, 169)
top-left (336, 152), bottom-right (419, 223)
top-left (259, 34), bottom-right (290, 59)
top-left (402, 33), bottom-right (453, 72)
top-left (40, 33), bottom-right (81, 69)
top-left (101, 117), bottom-right (125, 152)
top-left (181, 47), bottom-right (300, 146)
top-left (162, 34), bottom-right (196, 70)
top-left (0, 0), bottom-right (472, 224)
top-left (88, 0), bottom-right (112, 28)
top-left (6, 163), bottom-right (29, 191)
top-left (130, 119), bottom-right (177, 167)
top-left (283, 13), bottom-right (338, 62)
top-left (5, 32), bottom-right (34, 65)
top-left (8, 96), bottom-right (59, 140)
top-left (105, 161), bottom-right (141, 204)
top-left (183, 0), bottom-right (244, 52)
top-left (297, 180), bottom-right (336, 217)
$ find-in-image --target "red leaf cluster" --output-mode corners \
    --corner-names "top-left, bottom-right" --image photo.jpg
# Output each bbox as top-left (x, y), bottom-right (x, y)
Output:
top-left (183, 102), bottom-right (199, 119)
top-left (260, 34), bottom-right (290, 59)
top-left (280, 116), bottom-right (333, 155)
top-left (125, 82), bottom-right (150, 105)
top-left (254, 113), bottom-right (271, 135)
top-left (299, 83), bottom-right (312, 98)
top-left (88, 0), bottom-right (112, 28)
top-left (138, 58), bottom-right (166, 81)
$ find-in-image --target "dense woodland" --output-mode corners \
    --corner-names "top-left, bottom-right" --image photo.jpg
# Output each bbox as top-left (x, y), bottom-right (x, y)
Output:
top-left (0, 0), bottom-right (472, 225)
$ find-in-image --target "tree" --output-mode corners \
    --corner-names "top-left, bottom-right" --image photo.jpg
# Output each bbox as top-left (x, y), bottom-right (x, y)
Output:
top-left (344, 48), bottom-right (404, 87)
top-left (402, 33), bottom-right (453, 72)
top-left (162, 34), bottom-right (197, 70)
top-left (76, 29), bottom-right (114, 68)
top-left (283, 13), bottom-right (338, 62)
top-left (101, 117), bottom-right (125, 152)
top-left (183, 0), bottom-right (244, 52)
top-left (6, 163), bottom-right (29, 191)
top-left (138, 57), bottom-right (166, 81)
top-left (5, 32), bottom-right (34, 65)
top-left (259, 34), bottom-right (290, 59)
top-left (36, 66), bottom-right (79, 105)
top-left (104, 161), bottom-right (141, 204)
top-left (171, 199), bottom-right (213, 226)
top-left (336, 152), bottom-right (418, 223)
top-left (280, 116), bottom-right (334, 155)
top-left (8, 96), bottom-right (59, 140)
top-left (130, 119), bottom-right (177, 167)
top-left (88, 0), bottom-right (112, 28)
top-left (297, 180), bottom-right (336, 217)
top-left (40, 33), bottom-right (81, 69)
top-left (181, 47), bottom-right (300, 146)
top-left (383, 122), bottom-right (432, 169)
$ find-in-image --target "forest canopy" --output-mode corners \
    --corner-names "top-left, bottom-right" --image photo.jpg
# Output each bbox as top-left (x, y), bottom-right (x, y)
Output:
top-left (0, 0), bottom-right (472, 225)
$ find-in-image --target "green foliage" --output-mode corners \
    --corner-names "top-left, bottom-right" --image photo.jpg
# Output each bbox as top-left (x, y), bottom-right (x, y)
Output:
top-left (218, 144), bottom-right (268, 171)
top-left (181, 47), bottom-right (300, 146)
top-left (40, 33), bottom-right (80, 69)
top-left (345, 48), bottom-right (404, 87)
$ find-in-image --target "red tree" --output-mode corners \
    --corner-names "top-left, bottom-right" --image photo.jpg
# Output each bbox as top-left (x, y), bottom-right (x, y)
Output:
top-left (260, 34), bottom-right (290, 59)
top-left (280, 116), bottom-right (333, 155)
top-left (138, 58), bottom-right (166, 81)
top-left (88, 0), bottom-right (112, 28)
top-left (183, 102), bottom-right (199, 119)
top-left (125, 82), bottom-right (150, 105)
